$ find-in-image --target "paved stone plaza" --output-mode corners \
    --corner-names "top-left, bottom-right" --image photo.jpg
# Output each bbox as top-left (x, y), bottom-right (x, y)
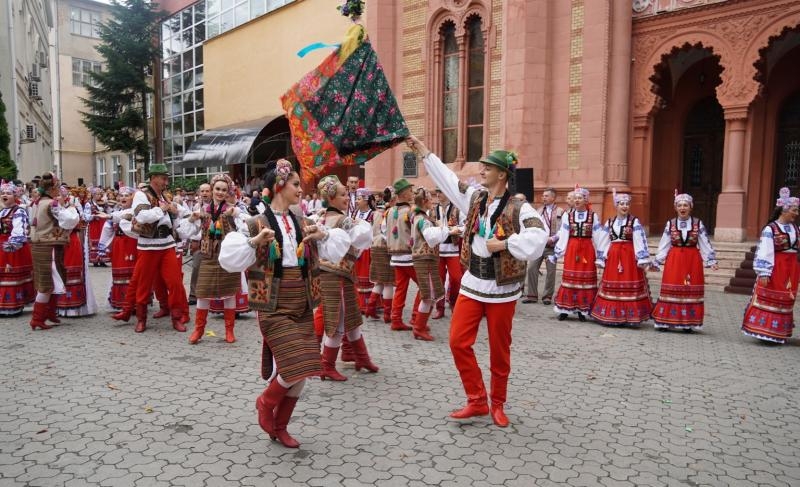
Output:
top-left (1, 266), bottom-right (799, 486)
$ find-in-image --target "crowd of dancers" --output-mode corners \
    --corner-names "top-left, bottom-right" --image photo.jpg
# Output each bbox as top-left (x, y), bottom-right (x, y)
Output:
top-left (1, 137), bottom-right (798, 448)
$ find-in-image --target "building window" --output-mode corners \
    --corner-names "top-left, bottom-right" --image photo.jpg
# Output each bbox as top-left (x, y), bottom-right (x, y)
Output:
top-left (96, 157), bottom-right (106, 188)
top-left (111, 155), bottom-right (120, 185)
top-left (433, 13), bottom-right (488, 164)
top-left (466, 17), bottom-right (485, 163)
top-left (72, 58), bottom-right (101, 86)
top-left (441, 22), bottom-right (458, 165)
top-left (205, 0), bottom-right (294, 39)
top-left (70, 6), bottom-right (102, 38)
top-left (128, 154), bottom-right (137, 186)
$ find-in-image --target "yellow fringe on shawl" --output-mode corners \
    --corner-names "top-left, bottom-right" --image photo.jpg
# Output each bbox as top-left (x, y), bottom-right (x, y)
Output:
top-left (338, 24), bottom-right (365, 67)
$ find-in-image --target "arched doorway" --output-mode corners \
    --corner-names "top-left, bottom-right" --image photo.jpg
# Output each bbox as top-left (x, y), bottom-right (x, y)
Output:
top-left (648, 44), bottom-right (724, 231)
top-left (774, 92), bottom-right (800, 196)
top-left (682, 97), bottom-right (724, 233)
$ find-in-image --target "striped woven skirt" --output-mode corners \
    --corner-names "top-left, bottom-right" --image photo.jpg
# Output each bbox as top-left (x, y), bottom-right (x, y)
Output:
top-left (196, 254), bottom-right (241, 299)
top-left (369, 245), bottom-right (393, 284)
top-left (0, 236), bottom-right (34, 314)
top-left (31, 244), bottom-right (66, 294)
top-left (413, 256), bottom-right (444, 301)
top-left (320, 271), bottom-right (362, 336)
top-left (257, 267), bottom-right (321, 383)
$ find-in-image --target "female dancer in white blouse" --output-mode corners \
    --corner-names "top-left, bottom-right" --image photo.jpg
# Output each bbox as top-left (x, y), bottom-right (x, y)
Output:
top-left (651, 191), bottom-right (718, 331)
top-left (315, 176), bottom-right (376, 380)
top-left (741, 188), bottom-right (799, 344)
top-left (590, 190), bottom-right (652, 326)
top-left (219, 160), bottom-right (328, 448)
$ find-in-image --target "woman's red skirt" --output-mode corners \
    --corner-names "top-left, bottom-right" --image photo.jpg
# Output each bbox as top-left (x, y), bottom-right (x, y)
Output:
top-left (0, 235), bottom-right (35, 313)
top-left (554, 237), bottom-right (597, 313)
top-left (652, 246), bottom-right (705, 329)
top-left (741, 251), bottom-right (799, 343)
top-left (56, 231), bottom-right (87, 310)
top-left (88, 219), bottom-right (110, 265)
top-left (590, 241), bottom-right (652, 325)
top-left (354, 248), bottom-right (372, 309)
top-left (210, 290), bottom-right (250, 314)
top-left (109, 234), bottom-right (138, 309)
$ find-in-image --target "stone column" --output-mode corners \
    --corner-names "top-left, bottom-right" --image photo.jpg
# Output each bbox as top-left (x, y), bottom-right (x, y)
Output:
top-left (604, 0), bottom-right (632, 190)
top-left (629, 115), bottom-right (652, 230)
top-left (714, 105), bottom-right (749, 242)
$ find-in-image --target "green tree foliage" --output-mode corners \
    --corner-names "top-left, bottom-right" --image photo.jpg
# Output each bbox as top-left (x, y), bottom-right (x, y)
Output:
top-left (81, 0), bottom-right (164, 172)
top-left (0, 90), bottom-right (17, 181)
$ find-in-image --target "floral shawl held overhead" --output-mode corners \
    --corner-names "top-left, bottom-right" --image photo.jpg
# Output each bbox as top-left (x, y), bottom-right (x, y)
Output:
top-left (281, 25), bottom-right (409, 183)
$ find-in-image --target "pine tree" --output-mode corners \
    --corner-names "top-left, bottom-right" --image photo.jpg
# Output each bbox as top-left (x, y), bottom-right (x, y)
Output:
top-left (0, 90), bottom-right (17, 181)
top-left (81, 0), bottom-right (164, 173)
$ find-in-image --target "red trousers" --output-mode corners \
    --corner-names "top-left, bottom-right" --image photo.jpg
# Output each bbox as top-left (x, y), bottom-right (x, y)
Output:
top-left (449, 294), bottom-right (516, 406)
top-left (438, 255), bottom-right (463, 307)
top-left (130, 248), bottom-right (188, 318)
top-left (122, 266), bottom-right (168, 310)
top-left (391, 265), bottom-right (420, 321)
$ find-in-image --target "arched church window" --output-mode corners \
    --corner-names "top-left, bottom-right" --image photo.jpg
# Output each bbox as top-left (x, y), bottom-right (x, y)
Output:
top-left (441, 22), bottom-right (459, 164)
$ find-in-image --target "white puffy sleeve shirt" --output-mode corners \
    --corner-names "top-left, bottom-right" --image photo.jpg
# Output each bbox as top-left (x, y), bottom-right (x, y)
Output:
top-left (422, 152), bottom-right (548, 303)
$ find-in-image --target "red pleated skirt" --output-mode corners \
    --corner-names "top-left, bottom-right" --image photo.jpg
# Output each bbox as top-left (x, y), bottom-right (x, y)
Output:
top-left (590, 241), bottom-right (653, 325)
top-left (652, 246), bottom-right (705, 329)
top-left (554, 237), bottom-right (597, 313)
top-left (741, 251), bottom-right (799, 343)
top-left (0, 235), bottom-right (35, 313)
top-left (88, 219), bottom-right (110, 264)
top-left (109, 234), bottom-right (138, 309)
top-left (355, 249), bottom-right (372, 291)
top-left (56, 232), bottom-right (87, 310)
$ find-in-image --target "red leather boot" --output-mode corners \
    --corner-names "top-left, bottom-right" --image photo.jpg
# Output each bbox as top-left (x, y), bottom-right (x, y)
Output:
top-left (351, 336), bottom-right (379, 373)
top-left (273, 396), bottom-right (301, 448)
top-left (340, 335), bottom-right (355, 362)
top-left (431, 299), bottom-right (445, 320)
top-left (320, 345), bottom-right (347, 381)
top-left (134, 304), bottom-right (148, 333)
top-left (188, 308), bottom-right (208, 344)
top-left (450, 395), bottom-right (490, 419)
top-left (224, 309), bottom-right (236, 343)
top-left (255, 380), bottom-right (290, 437)
top-left (46, 294), bottom-right (62, 324)
top-left (29, 301), bottom-right (52, 330)
top-left (171, 310), bottom-right (187, 332)
top-left (412, 311), bottom-right (434, 341)
top-left (364, 293), bottom-right (380, 319)
top-left (381, 298), bottom-right (392, 324)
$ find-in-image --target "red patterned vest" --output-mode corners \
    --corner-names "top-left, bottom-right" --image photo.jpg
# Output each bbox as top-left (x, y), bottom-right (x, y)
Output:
top-left (669, 218), bottom-right (699, 247)
top-left (608, 215), bottom-right (634, 241)
top-left (568, 210), bottom-right (594, 238)
top-left (768, 221), bottom-right (800, 252)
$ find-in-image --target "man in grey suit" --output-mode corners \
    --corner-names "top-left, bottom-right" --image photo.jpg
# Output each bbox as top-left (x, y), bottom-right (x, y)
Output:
top-left (523, 188), bottom-right (564, 305)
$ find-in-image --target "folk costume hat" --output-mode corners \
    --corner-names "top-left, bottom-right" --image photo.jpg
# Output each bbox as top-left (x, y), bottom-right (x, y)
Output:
top-left (393, 178), bottom-right (413, 194)
top-left (146, 163), bottom-right (170, 178)
top-left (210, 173), bottom-right (235, 197)
top-left (612, 188), bottom-right (631, 205)
top-left (356, 187), bottom-right (371, 198)
top-left (0, 181), bottom-right (17, 195)
top-left (776, 187), bottom-right (799, 210)
top-left (318, 175), bottom-right (341, 201)
top-left (480, 150), bottom-right (518, 174)
top-left (673, 189), bottom-right (694, 208)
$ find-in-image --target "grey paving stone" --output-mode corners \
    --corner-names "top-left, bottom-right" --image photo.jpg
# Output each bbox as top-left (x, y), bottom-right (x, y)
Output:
top-left (0, 268), bottom-right (798, 486)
